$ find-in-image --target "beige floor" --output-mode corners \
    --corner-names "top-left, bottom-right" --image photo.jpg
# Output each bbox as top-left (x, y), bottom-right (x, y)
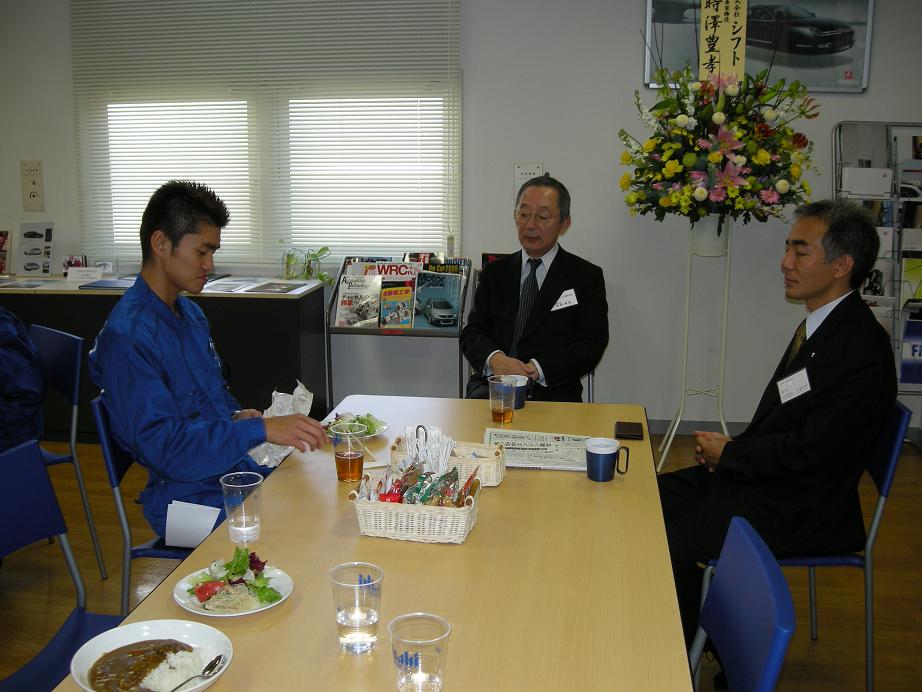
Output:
top-left (2, 436), bottom-right (921, 690)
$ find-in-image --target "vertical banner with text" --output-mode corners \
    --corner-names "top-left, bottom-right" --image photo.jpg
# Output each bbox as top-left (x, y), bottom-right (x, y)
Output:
top-left (698, 0), bottom-right (748, 81)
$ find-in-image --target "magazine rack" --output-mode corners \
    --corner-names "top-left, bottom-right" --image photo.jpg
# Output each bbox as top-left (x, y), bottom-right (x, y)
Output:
top-left (324, 256), bottom-right (474, 404)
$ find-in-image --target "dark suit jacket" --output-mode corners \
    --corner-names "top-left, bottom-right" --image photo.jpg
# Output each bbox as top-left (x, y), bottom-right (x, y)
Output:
top-left (701, 291), bottom-right (896, 556)
top-left (460, 246), bottom-right (609, 402)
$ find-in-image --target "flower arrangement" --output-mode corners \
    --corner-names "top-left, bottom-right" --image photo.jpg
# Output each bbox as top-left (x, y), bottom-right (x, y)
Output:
top-left (281, 244), bottom-right (334, 285)
top-left (618, 65), bottom-right (819, 232)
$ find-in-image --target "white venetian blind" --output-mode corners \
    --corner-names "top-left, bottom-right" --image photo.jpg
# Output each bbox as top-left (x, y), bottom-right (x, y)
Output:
top-left (72, 0), bottom-right (461, 264)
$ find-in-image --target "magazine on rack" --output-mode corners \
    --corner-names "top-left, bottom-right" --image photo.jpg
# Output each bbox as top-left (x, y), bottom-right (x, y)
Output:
top-left (414, 270), bottom-right (464, 330)
top-left (378, 280), bottom-right (415, 328)
top-left (334, 274), bottom-right (382, 327)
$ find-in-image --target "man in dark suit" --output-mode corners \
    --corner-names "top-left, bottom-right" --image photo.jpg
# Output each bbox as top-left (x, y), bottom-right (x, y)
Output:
top-left (659, 199), bottom-right (897, 648)
top-left (461, 175), bottom-right (609, 402)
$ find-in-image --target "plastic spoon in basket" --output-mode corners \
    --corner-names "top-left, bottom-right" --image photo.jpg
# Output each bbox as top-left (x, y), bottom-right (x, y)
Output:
top-left (166, 654), bottom-right (224, 692)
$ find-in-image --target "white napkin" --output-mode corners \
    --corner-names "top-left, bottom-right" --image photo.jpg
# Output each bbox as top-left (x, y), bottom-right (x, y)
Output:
top-left (247, 381), bottom-right (314, 467)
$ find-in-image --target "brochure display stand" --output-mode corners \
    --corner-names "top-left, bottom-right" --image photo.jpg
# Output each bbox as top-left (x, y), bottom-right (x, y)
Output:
top-left (324, 255), bottom-right (473, 405)
top-left (833, 121), bottom-right (922, 395)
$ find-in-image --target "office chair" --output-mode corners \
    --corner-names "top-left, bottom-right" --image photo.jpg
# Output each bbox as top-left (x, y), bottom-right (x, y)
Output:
top-left (91, 395), bottom-right (192, 616)
top-left (0, 440), bottom-right (123, 692)
top-left (700, 400), bottom-right (911, 692)
top-left (689, 517), bottom-right (795, 692)
top-left (28, 323), bottom-right (107, 579)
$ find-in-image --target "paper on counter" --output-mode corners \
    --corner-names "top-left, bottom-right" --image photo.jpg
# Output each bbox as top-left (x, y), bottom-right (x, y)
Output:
top-left (483, 428), bottom-right (589, 471)
top-left (165, 500), bottom-right (221, 548)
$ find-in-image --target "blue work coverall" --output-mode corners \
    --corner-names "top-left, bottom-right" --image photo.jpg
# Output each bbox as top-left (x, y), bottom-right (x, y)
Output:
top-left (0, 306), bottom-right (44, 451)
top-left (89, 276), bottom-right (268, 538)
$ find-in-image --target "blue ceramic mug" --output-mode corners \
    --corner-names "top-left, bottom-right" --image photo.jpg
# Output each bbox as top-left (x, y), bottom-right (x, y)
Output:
top-left (585, 438), bottom-right (630, 482)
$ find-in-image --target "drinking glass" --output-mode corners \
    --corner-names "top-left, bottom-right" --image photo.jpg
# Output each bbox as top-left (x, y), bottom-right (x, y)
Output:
top-left (330, 421), bottom-right (367, 482)
top-left (389, 612), bottom-right (451, 691)
top-left (329, 562), bottom-right (384, 654)
top-left (219, 471), bottom-right (263, 545)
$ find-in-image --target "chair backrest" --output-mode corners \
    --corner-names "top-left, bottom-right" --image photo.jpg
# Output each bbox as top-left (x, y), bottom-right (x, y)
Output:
top-left (866, 400), bottom-right (911, 498)
top-left (28, 324), bottom-right (84, 406)
top-left (91, 395), bottom-right (135, 488)
top-left (0, 440), bottom-right (69, 557)
top-left (700, 517), bottom-right (796, 692)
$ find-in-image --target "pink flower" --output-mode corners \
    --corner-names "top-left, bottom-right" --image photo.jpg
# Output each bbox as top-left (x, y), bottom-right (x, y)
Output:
top-left (689, 170), bottom-right (708, 183)
top-left (709, 187), bottom-right (727, 202)
top-left (714, 125), bottom-right (743, 159)
top-left (707, 72), bottom-right (738, 91)
top-left (760, 189), bottom-right (780, 204)
top-left (697, 138), bottom-right (712, 150)
top-left (714, 161), bottom-right (747, 189)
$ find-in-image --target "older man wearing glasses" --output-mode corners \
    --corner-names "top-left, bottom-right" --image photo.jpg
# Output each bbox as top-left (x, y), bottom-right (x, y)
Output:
top-left (461, 174), bottom-right (609, 402)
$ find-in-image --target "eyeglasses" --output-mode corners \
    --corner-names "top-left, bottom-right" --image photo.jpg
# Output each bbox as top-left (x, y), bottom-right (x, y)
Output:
top-left (515, 209), bottom-right (558, 227)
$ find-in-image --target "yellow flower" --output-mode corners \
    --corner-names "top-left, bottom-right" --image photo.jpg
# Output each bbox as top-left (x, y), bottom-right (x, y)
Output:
top-left (802, 180), bottom-right (812, 196)
top-left (735, 197), bottom-right (745, 210)
top-left (658, 196), bottom-right (673, 208)
top-left (754, 149), bottom-right (771, 165)
top-left (790, 163), bottom-right (802, 180)
top-left (620, 150), bottom-right (632, 165)
top-left (625, 192), bottom-right (638, 205)
top-left (662, 160), bottom-right (684, 179)
top-left (727, 186), bottom-right (739, 198)
top-left (642, 138), bottom-right (657, 153)
top-left (619, 172), bottom-right (632, 191)
top-left (707, 151), bottom-right (723, 164)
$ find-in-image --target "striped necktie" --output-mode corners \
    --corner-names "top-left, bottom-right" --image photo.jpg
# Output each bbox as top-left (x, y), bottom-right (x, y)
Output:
top-left (510, 258), bottom-right (541, 358)
top-left (785, 319), bottom-right (807, 367)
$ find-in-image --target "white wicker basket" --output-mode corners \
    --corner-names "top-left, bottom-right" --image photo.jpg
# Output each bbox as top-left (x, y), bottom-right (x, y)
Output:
top-left (348, 480), bottom-right (479, 544)
top-left (389, 436), bottom-right (506, 487)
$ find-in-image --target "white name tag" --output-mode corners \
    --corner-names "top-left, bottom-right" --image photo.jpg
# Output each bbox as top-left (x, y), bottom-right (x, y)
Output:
top-left (551, 288), bottom-right (578, 311)
top-left (66, 266), bottom-right (103, 283)
top-left (777, 367), bottom-right (811, 404)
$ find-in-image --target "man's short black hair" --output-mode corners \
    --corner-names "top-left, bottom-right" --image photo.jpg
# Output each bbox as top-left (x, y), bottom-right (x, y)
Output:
top-left (140, 180), bottom-right (229, 263)
top-left (794, 199), bottom-right (879, 289)
top-left (515, 174), bottom-right (571, 221)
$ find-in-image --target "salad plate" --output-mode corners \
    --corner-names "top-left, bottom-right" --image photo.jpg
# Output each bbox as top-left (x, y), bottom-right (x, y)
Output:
top-left (323, 412), bottom-right (388, 439)
top-left (173, 565), bottom-right (293, 618)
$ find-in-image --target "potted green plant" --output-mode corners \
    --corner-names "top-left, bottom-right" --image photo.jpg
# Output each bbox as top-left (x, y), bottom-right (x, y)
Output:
top-left (281, 245), bottom-right (333, 285)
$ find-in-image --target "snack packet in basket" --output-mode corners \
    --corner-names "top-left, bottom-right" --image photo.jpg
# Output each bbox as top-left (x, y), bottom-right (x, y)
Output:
top-left (247, 380), bottom-right (314, 467)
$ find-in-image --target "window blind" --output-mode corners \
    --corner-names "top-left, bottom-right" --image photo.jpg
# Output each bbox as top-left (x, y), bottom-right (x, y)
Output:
top-left (72, 0), bottom-right (461, 264)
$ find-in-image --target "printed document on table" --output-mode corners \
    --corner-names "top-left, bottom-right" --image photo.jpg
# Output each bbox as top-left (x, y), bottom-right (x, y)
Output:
top-left (483, 428), bottom-right (589, 471)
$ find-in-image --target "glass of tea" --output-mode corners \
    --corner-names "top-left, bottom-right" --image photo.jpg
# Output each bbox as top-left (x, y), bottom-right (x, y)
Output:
top-left (330, 421), bottom-right (367, 481)
top-left (488, 375), bottom-right (515, 424)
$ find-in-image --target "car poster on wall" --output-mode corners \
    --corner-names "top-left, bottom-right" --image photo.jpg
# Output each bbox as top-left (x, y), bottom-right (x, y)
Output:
top-left (644, 0), bottom-right (874, 92)
top-left (17, 222), bottom-right (54, 276)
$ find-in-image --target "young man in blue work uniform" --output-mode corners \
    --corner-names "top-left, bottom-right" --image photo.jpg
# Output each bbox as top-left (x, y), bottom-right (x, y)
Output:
top-left (0, 306), bottom-right (44, 452)
top-left (90, 180), bottom-right (325, 539)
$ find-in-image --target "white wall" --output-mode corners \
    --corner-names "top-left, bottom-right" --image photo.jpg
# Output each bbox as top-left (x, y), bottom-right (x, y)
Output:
top-left (2, 0), bottom-right (922, 423)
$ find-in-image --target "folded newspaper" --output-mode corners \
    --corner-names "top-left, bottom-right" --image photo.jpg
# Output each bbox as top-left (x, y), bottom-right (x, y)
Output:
top-left (483, 428), bottom-right (589, 471)
top-left (247, 381), bottom-right (314, 467)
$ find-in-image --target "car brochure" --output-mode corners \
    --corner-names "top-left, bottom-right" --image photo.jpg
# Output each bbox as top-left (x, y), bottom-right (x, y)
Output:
top-left (414, 270), bottom-right (463, 330)
top-left (335, 274), bottom-right (383, 327)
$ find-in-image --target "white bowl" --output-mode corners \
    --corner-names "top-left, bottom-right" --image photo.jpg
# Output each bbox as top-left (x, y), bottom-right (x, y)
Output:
top-left (71, 619), bottom-right (233, 692)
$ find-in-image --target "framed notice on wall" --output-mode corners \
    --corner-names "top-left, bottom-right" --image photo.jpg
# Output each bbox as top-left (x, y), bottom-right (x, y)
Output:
top-left (644, 0), bottom-right (875, 93)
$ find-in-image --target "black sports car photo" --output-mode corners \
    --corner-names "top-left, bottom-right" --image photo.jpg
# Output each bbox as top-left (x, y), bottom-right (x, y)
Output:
top-left (747, 5), bottom-right (855, 54)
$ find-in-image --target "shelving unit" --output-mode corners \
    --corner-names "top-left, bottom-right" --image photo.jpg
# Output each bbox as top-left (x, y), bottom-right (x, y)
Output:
top-left (323, 256), bottom-right (473, 406)
top-left (833, 120), bottom-right (922, 397)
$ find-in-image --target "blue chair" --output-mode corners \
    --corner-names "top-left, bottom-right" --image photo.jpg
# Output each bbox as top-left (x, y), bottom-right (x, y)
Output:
top-left (29, 323), bottom-right (107, 579)
top-left (0, 440), bottom-right (123, 692)
top-left (689, 517), bottom-right (796, 692)
top-left (91, 395), bottom-right (192, 616)
top-left (700, 400), bottom-right (911, 692)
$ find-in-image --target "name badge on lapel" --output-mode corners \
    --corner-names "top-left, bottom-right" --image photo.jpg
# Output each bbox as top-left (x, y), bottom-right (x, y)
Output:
top-left (551, 288), bottom-right (578, 311)
top-left (777, 367), bottom-right (811, 404)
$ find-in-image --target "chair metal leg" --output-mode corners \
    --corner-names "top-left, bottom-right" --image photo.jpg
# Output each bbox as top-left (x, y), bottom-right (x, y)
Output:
top-left (808, 565), bottom-right (818, 640)
top-left (69, 409), bottom-right (107, 580)
top-left (692, 565), bottom-right (715, 691)
top-left (689, 627), bottom-right (707, 692)
top-left (865, 561), bottom-right (873, 692)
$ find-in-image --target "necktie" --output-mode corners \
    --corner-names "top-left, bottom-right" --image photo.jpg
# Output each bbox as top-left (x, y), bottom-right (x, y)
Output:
top-left (510, 258), bottom-right (541, 358)
top-left (786, 319), bottom-right (807, 367)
